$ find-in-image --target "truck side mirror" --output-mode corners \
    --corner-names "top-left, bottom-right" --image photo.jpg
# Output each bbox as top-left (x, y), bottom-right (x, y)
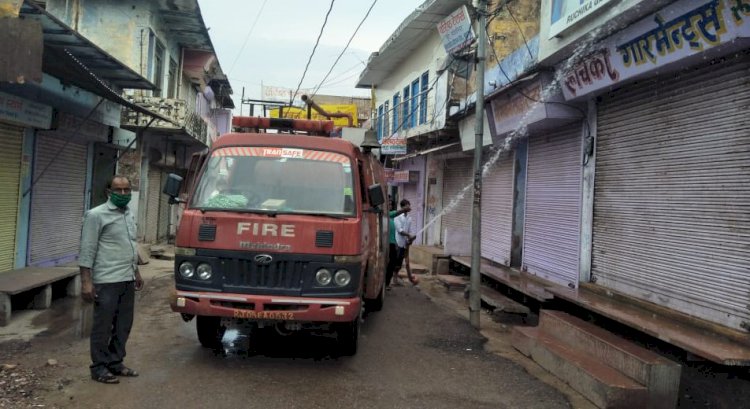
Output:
top-left (368, 183), bottom-right (385, 207)
top-left (163, 173), bottom-right (183, 204)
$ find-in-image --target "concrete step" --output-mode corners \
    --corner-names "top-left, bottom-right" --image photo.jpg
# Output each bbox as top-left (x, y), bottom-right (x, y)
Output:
top-left (409, 245), bottom-right (447, 275)
top-left (480, 285), bottom-right (529, 315)
top-left (396, 263), bottom-right (428, 277)
top-left (513, 327), bottom-right (648, 409)
top-left (539, 310), bottom-right (680, 409)
top-left (436, 275), bottom-right (467, 291)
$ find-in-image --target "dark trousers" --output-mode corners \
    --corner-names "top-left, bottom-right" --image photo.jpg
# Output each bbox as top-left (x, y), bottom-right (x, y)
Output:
top-left (387, 243), bottom-right (406, 285)
top-left (90, 281), bottom-right (135, 376)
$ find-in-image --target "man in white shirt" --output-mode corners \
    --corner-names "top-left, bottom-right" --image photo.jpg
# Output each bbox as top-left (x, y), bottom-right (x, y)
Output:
top-left (393, 199), bottom-right (418, 286)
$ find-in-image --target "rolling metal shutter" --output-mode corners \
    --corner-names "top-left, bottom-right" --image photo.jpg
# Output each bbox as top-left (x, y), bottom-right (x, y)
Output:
top-left (0, 124), bottom-right (24, 271)
top-left (29, 135), bottom-right (87, 265)
top-left (593, 55), bottom-right (750, 330)
top-left (441, 158), bottom-right (473, 244)
top-left (400, 158), bottom-right (424, 245)
top-left (523, 124), bottom-right (582, 288)
top-left (145, 167), bottom-right (161, 243)
top-left (481, 152), bottom-right (514, 266)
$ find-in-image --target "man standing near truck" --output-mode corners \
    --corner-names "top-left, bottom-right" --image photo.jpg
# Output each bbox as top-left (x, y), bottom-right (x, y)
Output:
top-left (386, 199), bottom-right (408, 289)
top-left (394, 199), bottom-right (418, 286)
top-left (79, 175), bottom-right (143, 384)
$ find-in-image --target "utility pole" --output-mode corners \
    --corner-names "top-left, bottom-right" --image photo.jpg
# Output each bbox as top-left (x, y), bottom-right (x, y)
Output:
top-left (469, 0), bottom-right (487, 329)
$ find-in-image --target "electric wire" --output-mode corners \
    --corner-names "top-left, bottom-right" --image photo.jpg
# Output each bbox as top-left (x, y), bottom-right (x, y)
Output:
top-left (484, 3), bottom-right (592, 144)
top-left (311, 0), bottom-right (378, 98)
top-left (23, 98), bottom-right (105, 198)
top-left (227, 0), bottom-right (268, 75)
top-left (290, 0), bottom-right (336, 106)
top-left (505, 4), bottom-right (534, 60)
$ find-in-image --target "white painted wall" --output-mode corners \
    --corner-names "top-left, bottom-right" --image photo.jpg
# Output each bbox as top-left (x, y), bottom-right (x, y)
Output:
top-left (373, 31), bottom-right (449, 139)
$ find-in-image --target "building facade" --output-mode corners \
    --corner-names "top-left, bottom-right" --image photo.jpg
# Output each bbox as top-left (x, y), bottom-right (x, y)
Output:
top-left (0, 0), bottom-right (162, 269)
top-left (46, 0), bottom-right (234, 243)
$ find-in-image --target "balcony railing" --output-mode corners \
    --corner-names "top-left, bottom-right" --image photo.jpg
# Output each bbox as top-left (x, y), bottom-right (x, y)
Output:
top-left (121, 95), bottom-right (208, 145)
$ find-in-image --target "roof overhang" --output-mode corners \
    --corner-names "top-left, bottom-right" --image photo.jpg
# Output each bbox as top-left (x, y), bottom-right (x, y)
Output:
top-left (20, 0), bottom-right (156, 90)
top-left (356, 0), bottom-right (468, 88)
top-left (155, 0), bottom-right (234, 107)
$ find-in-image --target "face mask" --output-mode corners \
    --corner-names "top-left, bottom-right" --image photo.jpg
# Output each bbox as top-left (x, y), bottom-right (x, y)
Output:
top-left (110, 192), bottom-right (132, 208)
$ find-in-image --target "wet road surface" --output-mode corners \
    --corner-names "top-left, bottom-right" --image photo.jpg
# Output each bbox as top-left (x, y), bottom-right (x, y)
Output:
top-left (22, 262), bottom-right (570, 409)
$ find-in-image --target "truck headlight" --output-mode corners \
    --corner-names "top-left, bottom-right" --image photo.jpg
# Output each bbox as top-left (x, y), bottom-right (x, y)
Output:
top-left (334, 269), bottom-right (351, 287)
top-left (197, 263), bottom-right (213, 280)
top-left (315, 268), bottom-right (332, 286)
top-left (179, 261), bottom-right (195, 279)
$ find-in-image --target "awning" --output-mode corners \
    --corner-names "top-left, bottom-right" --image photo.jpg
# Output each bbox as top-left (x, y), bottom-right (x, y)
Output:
top-left (60, 49), bottom-right (175, 125)
top-left (392, 142), bottom-right (461, 161)
top-left (19, 1), bottom-right (156, 90)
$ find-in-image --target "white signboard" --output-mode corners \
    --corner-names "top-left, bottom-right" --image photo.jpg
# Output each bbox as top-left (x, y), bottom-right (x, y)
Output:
top-left (561, 0), bottom-right (750, 100)
top-left (261, 85), bottom-right (314, 104)
top-left (549, 0), bottom-right (614, 39)
top-left (437, 6), bottom-right (475, 54)
top-left (0, 91), bottom-right (52, 129)
top-left (380, 132), bottom-right (407, 155)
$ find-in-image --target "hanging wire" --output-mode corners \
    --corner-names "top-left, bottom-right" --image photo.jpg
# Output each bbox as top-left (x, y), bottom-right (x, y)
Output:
top-left (290, 0), bottom-right (336, 106)
top-left (310, 0), bottom-right (378, 98)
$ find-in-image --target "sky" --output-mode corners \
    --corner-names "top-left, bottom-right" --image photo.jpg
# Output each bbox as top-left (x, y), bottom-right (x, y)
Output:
top-left (197, 0), bottom-right (425, 111)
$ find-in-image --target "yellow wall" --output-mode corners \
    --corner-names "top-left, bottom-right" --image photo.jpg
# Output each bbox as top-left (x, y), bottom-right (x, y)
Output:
top-left (270, 104), bottom-right (359, 127)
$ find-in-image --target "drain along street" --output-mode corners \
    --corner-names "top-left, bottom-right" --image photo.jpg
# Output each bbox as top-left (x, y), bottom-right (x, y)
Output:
top-left (1, 1), bottom-right (750, 408)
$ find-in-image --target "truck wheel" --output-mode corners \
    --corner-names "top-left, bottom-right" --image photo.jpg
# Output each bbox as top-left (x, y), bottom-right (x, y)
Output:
top-left (366, 282), bottom-right (385, 313)
top-left (196, 316), bottom-right (225, 349)
top-left (336, 318), bottom-right (359, 356)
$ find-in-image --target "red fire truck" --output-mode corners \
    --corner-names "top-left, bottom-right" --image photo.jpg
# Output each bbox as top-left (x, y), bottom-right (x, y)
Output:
top-left (165, 117), bottom-right (388, 355)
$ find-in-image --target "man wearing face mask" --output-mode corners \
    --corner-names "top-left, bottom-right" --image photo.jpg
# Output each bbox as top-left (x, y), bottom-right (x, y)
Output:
top-left (79, 175), bottom-right (143, 384)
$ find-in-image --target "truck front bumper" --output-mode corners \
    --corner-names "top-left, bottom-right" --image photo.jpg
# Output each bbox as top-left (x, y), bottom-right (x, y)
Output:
top-left (170, 290), bottom-right (361, 322)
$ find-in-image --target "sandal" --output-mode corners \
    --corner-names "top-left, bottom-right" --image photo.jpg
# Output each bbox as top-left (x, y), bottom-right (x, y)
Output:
top-left (109, 366), bottom-right (139, 377)
top-left (92, 371), bottom-right (120, 384)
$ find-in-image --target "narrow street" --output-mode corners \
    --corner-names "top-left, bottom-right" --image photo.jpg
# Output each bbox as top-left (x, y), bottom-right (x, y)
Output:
top-left (1, 260), bottom-right (572, 409)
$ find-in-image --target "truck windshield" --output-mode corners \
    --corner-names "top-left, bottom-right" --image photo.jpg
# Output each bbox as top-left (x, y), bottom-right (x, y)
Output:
top-left (191, 146), bottom-right (356, 216)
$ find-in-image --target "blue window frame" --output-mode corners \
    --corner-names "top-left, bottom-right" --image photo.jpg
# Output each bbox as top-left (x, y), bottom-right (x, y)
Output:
top-left (377, 104), bottom-right (384, 142)
top-left (419, 72), bottom-right (429, 125)
top-left (402, 85), bottom-right (410, 130)
top-left (410, 79), bottom-right (419, 128)
top-left (392, 93), bottom-right (400, 134)
top-left (383, 100), bottom-right (390, 138)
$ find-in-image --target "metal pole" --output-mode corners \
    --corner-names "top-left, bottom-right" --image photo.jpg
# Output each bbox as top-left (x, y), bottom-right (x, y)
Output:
top-left (469, 0), bottom-right (487, 329)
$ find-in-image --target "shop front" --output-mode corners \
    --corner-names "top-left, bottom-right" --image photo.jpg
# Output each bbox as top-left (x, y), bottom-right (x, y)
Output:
top-left (487, 73), bottom-right (583, 286)
top-left (558, 0), bottom-right (750, 330)
top-left (29, 113), bottom-right (109, 266)
top-left (0, 92), bottom-right (53, 271)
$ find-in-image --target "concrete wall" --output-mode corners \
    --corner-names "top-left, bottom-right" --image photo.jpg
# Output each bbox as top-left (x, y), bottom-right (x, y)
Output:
top-left (488, 0), bottom-right (540, 62)
top-left (46, 0), bottom-right (196, 103)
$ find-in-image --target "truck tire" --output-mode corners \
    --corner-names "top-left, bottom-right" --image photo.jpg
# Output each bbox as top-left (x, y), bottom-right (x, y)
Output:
top-left (336, 318), bottom-right (359, 356)
top-left (366, 282), bottom-right (385, 313)
top-left (196, 316), bottom-right (225, 349)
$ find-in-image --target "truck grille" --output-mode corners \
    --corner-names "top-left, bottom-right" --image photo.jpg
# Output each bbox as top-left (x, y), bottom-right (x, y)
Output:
top-left (223, 259), bottom-right (308, 290)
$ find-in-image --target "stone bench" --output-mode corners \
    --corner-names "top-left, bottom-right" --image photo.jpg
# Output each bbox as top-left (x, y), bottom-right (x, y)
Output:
top-left (0, 267), bottom-right (80, 326)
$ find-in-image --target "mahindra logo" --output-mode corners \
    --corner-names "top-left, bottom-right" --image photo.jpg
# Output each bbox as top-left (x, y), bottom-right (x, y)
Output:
top-left (254, 254), bottom-right (273, 266)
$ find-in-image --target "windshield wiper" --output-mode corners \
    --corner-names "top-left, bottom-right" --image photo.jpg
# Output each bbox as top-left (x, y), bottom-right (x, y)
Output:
top-left (193, 207), bottom-right (278, 217)
top-left (298, 212), bottom-right (350, 219)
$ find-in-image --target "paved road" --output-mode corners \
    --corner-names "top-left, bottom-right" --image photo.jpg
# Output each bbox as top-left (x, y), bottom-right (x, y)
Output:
top-left (24, 260), bottom-right (570, 409)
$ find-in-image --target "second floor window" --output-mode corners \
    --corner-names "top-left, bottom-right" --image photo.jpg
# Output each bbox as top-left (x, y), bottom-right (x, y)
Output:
top-left (420, 71), bottom-right (429, 125)
top-left (402, 85), bottom-right (410, 130)
top-left (383, 100), bottom-right (390, 138)
top-left (167, 58), bottom-right (178, 98)
top-left (152, 39), bottom-right (165, 97)
top-left (377, 104), bottom-right (384, 141)
top-left (392, 93), bottom-right (400, 134)
top-left (410, 79), bottom-right (419, 128)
